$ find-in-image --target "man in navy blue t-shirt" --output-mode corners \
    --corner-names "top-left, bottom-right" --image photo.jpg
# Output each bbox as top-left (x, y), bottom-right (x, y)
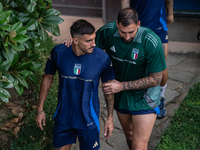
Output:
top-left (35, 19), bottom-right (115, 150)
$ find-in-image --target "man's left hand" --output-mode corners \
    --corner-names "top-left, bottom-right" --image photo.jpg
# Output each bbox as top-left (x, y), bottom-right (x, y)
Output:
top-left (167, 15), bottom-right (174, 24)
top-left (104, 118), bottom-right (113, 139)
top-left (102, 79), bottom-right (123, 94)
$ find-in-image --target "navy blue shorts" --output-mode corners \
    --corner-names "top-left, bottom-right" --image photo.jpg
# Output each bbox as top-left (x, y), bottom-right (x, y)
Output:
top-left (156, 31), bottom-right (168, 44)
top-left (115, 106), bottom-right (160, 115)
top-left (53, 123), bottom-right (100, 150)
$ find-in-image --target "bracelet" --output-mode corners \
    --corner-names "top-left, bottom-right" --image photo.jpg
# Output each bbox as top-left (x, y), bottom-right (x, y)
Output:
top-left (36, 110), bottom-right (44, 116)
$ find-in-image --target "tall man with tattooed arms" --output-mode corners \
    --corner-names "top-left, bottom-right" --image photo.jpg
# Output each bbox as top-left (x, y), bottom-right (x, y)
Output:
top-left (121, 0), bottom-right (174, 118)
top-left (35, 19), bottom-right (115, 150)
top-left (97, 8), bottom-right (166, 150)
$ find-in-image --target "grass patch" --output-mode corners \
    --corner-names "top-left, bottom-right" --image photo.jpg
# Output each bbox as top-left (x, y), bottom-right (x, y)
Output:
top-left (156, 82), bottom-right (200, 150)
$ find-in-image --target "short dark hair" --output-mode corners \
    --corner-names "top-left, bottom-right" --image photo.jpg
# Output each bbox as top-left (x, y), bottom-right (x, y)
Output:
top-left (70, 19), bottom-right (95, 37)
top-left (117, 8), bottom-right (138, 27)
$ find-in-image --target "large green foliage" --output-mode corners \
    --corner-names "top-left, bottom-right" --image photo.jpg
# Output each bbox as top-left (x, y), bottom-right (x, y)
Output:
top-left (0, 0), bottom-right (63, 103)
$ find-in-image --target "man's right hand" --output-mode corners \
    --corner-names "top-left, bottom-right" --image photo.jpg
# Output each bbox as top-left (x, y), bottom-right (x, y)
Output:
top-left (35, 110), bottom-right (46, 130)
top-left (62, 38), bottom-right (73, 47)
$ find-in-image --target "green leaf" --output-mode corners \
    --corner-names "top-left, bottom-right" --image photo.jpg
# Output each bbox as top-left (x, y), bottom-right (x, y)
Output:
top-left (11, 22), bottom-right (22, 30)
top-left (0, 97), bottom-right (9, 103)
top-left (0, 53), bottom-right (3, 64)
top-left (26, 0), bottom-right (37, 13)
top-left (0, 24), bottom-right (11, 30)
top-left (29, 62), bottom-right (42, 71)
top-left (13, 77), bottom-right (19, 86)
top-left (2, 73), bottom-right (14, 82)
top-left (45, 0), bottom-right (52, 3)
top-left (43, 24), bottom-right (60, 36)
top-left (0, 3), bottom-right (3, 14)
top-left (14, 84), bottom-right (24, 96)
top-left (9, 42), bottom-right (25, 51)
top-left (15, 27), bottom-right (27, 35)
top-left (0, 60), bottom-right (11, 72)
top-left (0, 81), bottom-right (10, 88)
top-left (23, 39), bottom-right (34, 50)
top-left (38, 22), bottom-right (48, 44)
top-left (3, 47), bottom-right (15, 63)
top-left (0, 91), bottom-right (8, 99)
top-left (17, 12), bottom-right (35, 23)
top-left (0, 30), bottom-right (7, 37)
top-left (37, 0), bottom-right (45, 7)
top-left (10, 34), bottom-right (29, 43)
top-left (0, 11), bottom-right (12, 24)
top-left (28, 74), bottom-right (38, 84)
top-left (16, 76), bottom-right (28, 89)
top-left (10, 50), bottom-right (19, 67)
top-left (43, 9), bottom-right (61, 17)
top-left (25, 52), bottom-right (39, 61)
top-left (16, 61), bottom-right (32, 71)
top-left (26, 31), bottom-right (38, 39)
top-left (19, 70), bottom-right (33, 77)
top-left (26, 19), bottom-right (38, 31)
top-left (0, 88), bottom-right (11, 98)
top-left (43, 16), bottom-right (64, 25)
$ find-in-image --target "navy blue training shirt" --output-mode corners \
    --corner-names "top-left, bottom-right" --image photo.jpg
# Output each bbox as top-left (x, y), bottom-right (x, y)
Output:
top-left (45, 44), bottom-right (115, 131)
top-left (130, 0), bottom-right (168, 34)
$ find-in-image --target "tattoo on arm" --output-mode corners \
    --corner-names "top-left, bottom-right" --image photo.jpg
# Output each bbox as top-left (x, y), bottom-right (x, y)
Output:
top-left (36, 110), bottom-right (44, 116)
top-left (104, 94), bottom-right (114, 118)
top-left (121, 0), bottom-right (130, 9)
top-left (54, 148), bottom-right (61, 150)
top-left (165, 0), bottom-right (173, 16)
top-left (123, 71), bottom-right (163, 90)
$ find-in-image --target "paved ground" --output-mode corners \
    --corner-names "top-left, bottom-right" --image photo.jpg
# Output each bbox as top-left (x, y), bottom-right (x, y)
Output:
top-left (53, 15), bottom-right (200, 150)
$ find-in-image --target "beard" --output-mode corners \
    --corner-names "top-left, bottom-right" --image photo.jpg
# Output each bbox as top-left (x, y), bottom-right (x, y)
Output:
top-left (121, 37), bottom-right (134, 44)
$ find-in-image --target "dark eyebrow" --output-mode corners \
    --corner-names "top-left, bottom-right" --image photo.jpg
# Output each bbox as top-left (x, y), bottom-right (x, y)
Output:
top-left (120, 30), bottom-right (135, 33)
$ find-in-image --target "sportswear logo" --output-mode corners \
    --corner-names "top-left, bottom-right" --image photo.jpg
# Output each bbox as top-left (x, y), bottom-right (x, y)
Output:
top-left (74, 64), bottom-right (81, 75)
top-left (48, 54), bottom-right (51, 60)
top-left (131, 48), bottom-right (139, 60)
top-left (110, 46), bottom-right (116, 52)
top-left (93, 141), bottom-right (98, 148)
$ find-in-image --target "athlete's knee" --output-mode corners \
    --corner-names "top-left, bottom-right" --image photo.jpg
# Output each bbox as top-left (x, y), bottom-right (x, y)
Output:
top-left (132, 142), bottom-right (148, 150)
top-left (124, 130), bottom-right (133, 141)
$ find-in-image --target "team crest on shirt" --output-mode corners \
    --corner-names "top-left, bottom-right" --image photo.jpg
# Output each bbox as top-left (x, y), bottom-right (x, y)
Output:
top-left (74, 64), bottom-right (81, 75)
top-left (131, 48), bottom-right (139, 60)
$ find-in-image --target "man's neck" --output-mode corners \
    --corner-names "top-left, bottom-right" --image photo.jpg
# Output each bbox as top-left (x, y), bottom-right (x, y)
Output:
top-left (72, 44), bottom-right (85, 56)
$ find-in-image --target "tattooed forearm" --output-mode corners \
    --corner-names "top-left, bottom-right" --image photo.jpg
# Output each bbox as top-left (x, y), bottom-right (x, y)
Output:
top-left (104, 94), bottom-right (114, 118)
top-left (123, 71), bottom-right (163, 90)
top-left (165, 0), bottom-right (173, 16)
top-left (121, 0), bottom-right (130, 9)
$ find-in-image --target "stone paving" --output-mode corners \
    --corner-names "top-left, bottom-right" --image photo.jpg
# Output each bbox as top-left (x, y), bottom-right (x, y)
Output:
top-left (70, 52), bottom-right (200, 150)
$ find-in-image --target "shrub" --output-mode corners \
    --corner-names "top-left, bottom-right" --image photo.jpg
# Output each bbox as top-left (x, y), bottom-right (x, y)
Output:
top-left (0, 0), bottom-right (63, 103)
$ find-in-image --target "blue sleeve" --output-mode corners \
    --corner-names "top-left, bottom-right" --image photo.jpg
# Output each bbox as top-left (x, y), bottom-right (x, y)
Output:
top-left (45, 48), bottom-right (57, 75)
top-left (101, 56), bottom-right (115, 83)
